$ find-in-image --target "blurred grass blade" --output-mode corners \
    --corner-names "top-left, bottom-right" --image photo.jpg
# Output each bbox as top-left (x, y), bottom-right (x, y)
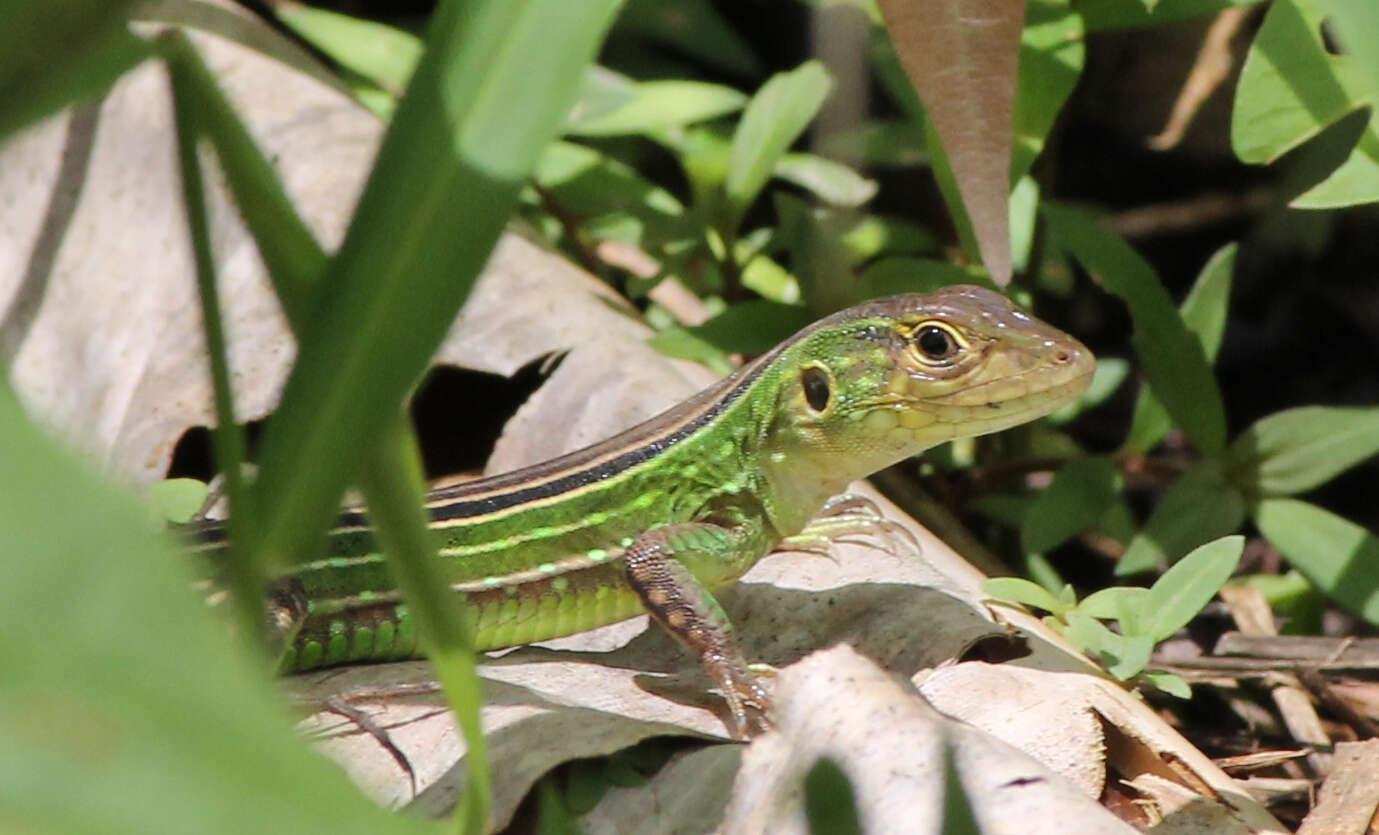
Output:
top-left (1226, 406), bottom-right (1379, 498)
top-left (157, 32), bottom-right (328, 323)
top-left (1254, 499), bottom-right (1379, 625)
top-left (877, 0), bottom-right (1025, 285)
top-left (805, 756), bottom-right (862, 835)
top-left (168, 58), bottom-right (258, 643)
top-left (1118, 460), bottom-right (1245, 576)
top-left (1126, 243), bottom-right (1235, 454)
top-left (0, 0), bottom-right (148, 140)
top-left (1042, 202), bottom-right (1227, 454)
top-left (1142, 535), bottom-right (1243, 642)
top-left (246, 0), bottom-right (624, 573)
top-left (725, 61), bottom-right (832, 228)
top-left (938, 739), bottom-right (981, 835)
top-left (0, 385), bottom-right (426, 835)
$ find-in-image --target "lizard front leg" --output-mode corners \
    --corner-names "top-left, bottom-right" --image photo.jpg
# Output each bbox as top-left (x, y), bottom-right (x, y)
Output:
top-left (622, 522), bottom-right (773, 738)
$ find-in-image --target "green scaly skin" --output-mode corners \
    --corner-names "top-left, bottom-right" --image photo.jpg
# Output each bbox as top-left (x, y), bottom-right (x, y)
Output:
top-left (197, 285), bottom-right (1093, 734)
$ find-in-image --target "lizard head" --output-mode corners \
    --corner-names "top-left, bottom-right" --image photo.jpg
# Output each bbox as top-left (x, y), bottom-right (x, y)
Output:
top-left (758, 285), bottom-right (1094, 530)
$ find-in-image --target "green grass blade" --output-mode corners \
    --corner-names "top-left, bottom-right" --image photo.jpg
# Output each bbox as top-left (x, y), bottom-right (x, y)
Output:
top-left (245, 0), bottom-right (625, 572)
top-left (1142, 535), bottom-right (1244, 642)
top-left (1227, 406), bottom-right (1379, 497)
top-left (358, 414), bottom-right (492, 832)
top-left (168, 60), bottom-right (259, 645)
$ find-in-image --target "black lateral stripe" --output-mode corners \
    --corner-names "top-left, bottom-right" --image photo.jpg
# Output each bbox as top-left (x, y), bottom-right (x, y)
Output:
top-left (427, 356), bottom-right (773, 521)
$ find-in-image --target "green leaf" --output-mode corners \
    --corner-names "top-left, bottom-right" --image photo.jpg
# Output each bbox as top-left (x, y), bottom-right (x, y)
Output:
top-left (272, 4), bottom-right (422, 95)
top-left (1012, 0), bottom-right (1085, 184)
top-left (147, 478), bottom-right (211, 525)
top-left (1254, 498), bottom-right (1379, 625)
top-left (725, 61), bottom-right (833, 226)
top-left (0, 0), bottom-right (147, 141)
top-left (534, 141), bottom-right (685, 247)
top-left (1127, 243), bottom-right (1236, 454)
top-left (1233, 0), bottom-right (1379, 207)
top-left (1119, 460), bottom-right (1246, 575)
top-left (690, 301), bottom-right (814, 356)
top-left (1077, 586), bottom-right (1150, 626)
top-left (567, 79), bottom-right (747, 136)
top-left (1020, 456), bottom-right (1118, 555)
top-left (853, 257), bottom-right (976, 301)
top-left (984, 577), bottom-right (1069, 615)
top-left (1142, 535), bottom-right (1244, 642)
top-left (1042, 203), bottom-right (1227, 453)
top-left (1050, 358), bottom-right (1130, 423)
top-left (1078, 0), bottom-right (1262, 31)
top-left (1140, 671), bottom-right (1193, 699)
top-left (0, 387), bottom-right (425, 835)
top-left (1061, 609), bottom-right (1155, 679)
top-left (646, 326), bottom-right (735, 375)
top-left (1226, 406), bottom-right (1379, 497)
top-left (772, 153), bottom-right (878, 207)
top-left (805, 757), bottom-right (863, 835)
top-left (1331, 0), bottom-right (1379, 102)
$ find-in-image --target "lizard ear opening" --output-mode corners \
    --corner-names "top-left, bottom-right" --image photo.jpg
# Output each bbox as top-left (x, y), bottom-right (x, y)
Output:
top-left (800, 365), bottom-right (831, 412)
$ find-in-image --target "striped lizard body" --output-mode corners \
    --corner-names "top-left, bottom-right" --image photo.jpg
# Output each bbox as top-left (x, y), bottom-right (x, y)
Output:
top-left (196, 285), bottom-right (1093, 734)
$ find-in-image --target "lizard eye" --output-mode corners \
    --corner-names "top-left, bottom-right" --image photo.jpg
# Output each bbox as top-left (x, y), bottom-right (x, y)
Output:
top-left (915, 324), bottom-right (960, 361)
top-left (801, 366), bottom-right (831, 412)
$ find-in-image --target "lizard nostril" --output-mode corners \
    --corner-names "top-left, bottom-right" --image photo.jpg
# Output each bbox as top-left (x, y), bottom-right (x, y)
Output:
top-left (1054, 349), bottom-right (1073, 365)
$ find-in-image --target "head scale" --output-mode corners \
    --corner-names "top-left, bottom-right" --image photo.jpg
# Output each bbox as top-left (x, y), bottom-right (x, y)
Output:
top-left (759, 285), bottom-right (1094, 533)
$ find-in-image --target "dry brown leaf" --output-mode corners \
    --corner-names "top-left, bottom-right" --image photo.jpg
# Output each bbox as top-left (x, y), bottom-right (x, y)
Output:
top-left (876, 0), bottom-right (1025, 285)
top-left (0, 3), bottom-right (661, 486)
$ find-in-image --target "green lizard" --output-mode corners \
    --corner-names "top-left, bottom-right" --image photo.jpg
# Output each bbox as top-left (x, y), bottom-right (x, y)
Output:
top-left (197, 284), bottom-right (1093, 735)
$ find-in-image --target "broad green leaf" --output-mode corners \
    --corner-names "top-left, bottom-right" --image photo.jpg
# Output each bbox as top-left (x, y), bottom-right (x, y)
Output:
top-left (1020, 456), bottom-right (1118, 554)
top-left (1050, 357), bottom-right (1130, 423)
top-left (1118, 460), bottom-right (1246, 575)
top-left (0, 0), bottom-right (147, 140)
top-left (1077, 586), bottom-right (1150, 626)
top-left (1126, 243), bottom-right (1236, 454)
top-left (772, 153), bottom-right (878, 207)
top-left (1142, 535), bottom-right (1244, 642)
top-left (1226, 406), bottom-right (1379, 497)
top-left (1062, 609), bottom-right (1155, 679)
top-left (0, 387), bottom-right (423, 835)
top-left (534, 141), bottom-right (685, 247)
top-left (1331, 0), bottom-right (1379, 102)
top-left (568, 80), bottom-right (747, 136)
top-left (971, 493), bottom-right (1036, 528)
top-left (1042, 203), bottom-right (1227, 453)
top-left (1140, 671), bottom-right (1192, 699)
top-left (646, 326), bottom-right (734, 375)
top-left (739, 250), bottom-right (802, 304)
top-left (983, 577), bottom-right (1068, 615)
top-left (1254, 498), bottom-right (1379, 625)
top-left (1233, 0), bottom-right (1379, 207)
top-left (272, 4), bottom-right (422, 95)
top-left (838, 214), bottom-right (939, 263)
top-left (1078, 0), bottom-right (1262, 31)
top-left (691, 301), bottom-right (813, 356)
top-left (725, 61), bottom-right (833, 227)
top-left (877, 0), bottom-right (1026, 284)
